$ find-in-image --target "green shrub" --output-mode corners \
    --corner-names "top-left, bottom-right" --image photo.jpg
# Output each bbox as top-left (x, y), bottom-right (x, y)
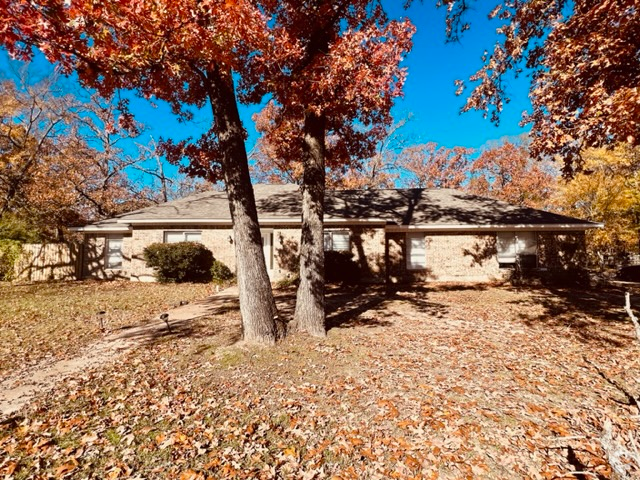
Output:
top-left (211, 259), bottom-right (235, 285)
top-left (325, 250), bottom-right (360, 284)
top-left (0, 214), bottom-right (41, 243)
top-left (275, 273), bottom-right (300, 290)
top-left (143, 242), bottom-right (214, 283)
top-left (0, 239), bottom-right (23, 281)
top-left (508, 265), bottom-right (591, 287)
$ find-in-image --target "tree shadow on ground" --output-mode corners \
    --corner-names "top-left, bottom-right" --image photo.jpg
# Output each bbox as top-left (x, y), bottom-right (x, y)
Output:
top-left (390, 282), bottom-right (491, 294)
top-left (324, 284), bottom-right (450, 330)
top-left (115, 315), bottom-right (242, 348)
top-left (113, 294), bottom-right (243, 347)
top-left (509, 284), bottom-right (640, 349)
top-left (325, 286), bottom-right (393, 329)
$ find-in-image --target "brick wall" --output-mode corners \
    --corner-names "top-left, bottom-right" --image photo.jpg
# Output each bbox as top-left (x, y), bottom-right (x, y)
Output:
top-left (128, 226), bottom-right (237, 282)
top-left (273, 227), bottom-right (300, 281)
top-left (85, 226), bottom-right (300, 282)
top-left (83, 233), bottom-right (132, 280)
top-left (82, 227), bottom-right (589, 284)
top-left (425, 232), bottom-right (504, 282)
top-left (349, 227), bottom-right (386, 281)
top-left (387, 231), bottom-right (506, 283)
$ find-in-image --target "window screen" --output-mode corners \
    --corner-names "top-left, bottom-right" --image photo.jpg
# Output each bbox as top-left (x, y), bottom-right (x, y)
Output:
top-left (106, 236), bottom-right (123, 269)
top-left (406, 233), bottom-right (426, 270)
top-left (497, 232), bottom-right (537, 267)
top-left (324, 231), bottom-right (350, 252)
top-left (164, 231), bottom-right (202, 243)
top-left (497, 232), bottom-right (517, 264)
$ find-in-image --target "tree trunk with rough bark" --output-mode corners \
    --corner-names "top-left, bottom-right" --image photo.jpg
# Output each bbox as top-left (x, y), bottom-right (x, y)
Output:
top-left (206, 66), bottom-right (281, 345)
top-left (292, 110), bottom-right (327, 337)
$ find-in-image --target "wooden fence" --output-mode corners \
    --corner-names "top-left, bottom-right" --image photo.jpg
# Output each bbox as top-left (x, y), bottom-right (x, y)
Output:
top-left (14, 243), bottom-right (82, 282)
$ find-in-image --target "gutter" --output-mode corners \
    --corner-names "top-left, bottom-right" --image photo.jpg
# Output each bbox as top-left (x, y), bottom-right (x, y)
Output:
top-left (384, 223), bottom-right (604, 232)
top-left (68, 225), bottom-right (132, 233)
top-left (71, 219), bottom-right (603, 233)
top-left (115, 217), bottom-right (388, 226)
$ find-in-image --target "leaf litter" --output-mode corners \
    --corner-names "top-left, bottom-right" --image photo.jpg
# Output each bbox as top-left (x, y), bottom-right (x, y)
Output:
top-left (1, 282), bottom-right (639, 479)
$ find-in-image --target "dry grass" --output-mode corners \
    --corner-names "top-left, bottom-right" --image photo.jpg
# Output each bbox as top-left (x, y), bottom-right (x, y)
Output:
top-left (0, 280), bottom-right (217, 378)
top-left (1, 283), bottom-right (640, 479)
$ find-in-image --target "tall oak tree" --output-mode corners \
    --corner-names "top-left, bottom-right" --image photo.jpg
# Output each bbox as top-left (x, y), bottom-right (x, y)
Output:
top-left (0, 0), bottom-right (280, 343)
top-left (247, 1), bottom-right (414, 335)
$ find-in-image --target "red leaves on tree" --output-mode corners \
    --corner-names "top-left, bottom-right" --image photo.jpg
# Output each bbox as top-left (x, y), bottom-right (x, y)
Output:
top-left (446, 0), bottom-right (640, 173)
top-left (247, 2), bottom-right (415, 176)
top-left (467, 140), bottom-right (558, 209)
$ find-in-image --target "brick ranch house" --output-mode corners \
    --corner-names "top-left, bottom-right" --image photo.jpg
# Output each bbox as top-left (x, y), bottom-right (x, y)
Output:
top-left (72, 184), bottom-right (602, 283)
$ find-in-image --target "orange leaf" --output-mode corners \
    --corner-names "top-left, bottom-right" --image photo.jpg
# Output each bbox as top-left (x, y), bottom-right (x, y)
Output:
top-left (1, 462), bottom-right (18, 475)
top-left (180, 470), bottom-right (204, 480)
top-left (55, 460), bottom-right (78, 477)
top-left (405, 454), bottom-right (421, 470)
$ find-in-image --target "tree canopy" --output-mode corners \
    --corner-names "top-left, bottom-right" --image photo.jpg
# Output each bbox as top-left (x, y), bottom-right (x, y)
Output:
top-left (466, 140), bottom-right (558, 209)
top-left (553, 145), bottom-right (640, 264)
top-left (446, 0), bottom-right (640, 174)
top-left (0, 74), bottom-right (156, 241)
top-left (0, 0), bottom-right (284, 344)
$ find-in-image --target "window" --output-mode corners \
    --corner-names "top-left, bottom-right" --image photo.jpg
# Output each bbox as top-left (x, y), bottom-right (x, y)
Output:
top-left (261, 231), bottom-right (273, 270)
top-left (406, 233), bottom-right (427, 270)
top-left (323, 231), bottom-right (350, 252)
top-left (497, 231), bottom-right (537, 268)
top-left (106, 235), bottom-right (123, 269)
top-left (164, 231), bottom-right (202, 243)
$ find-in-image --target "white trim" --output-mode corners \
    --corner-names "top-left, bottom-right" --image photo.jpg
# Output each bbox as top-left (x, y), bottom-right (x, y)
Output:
top-left (164, 230), bottom-right (203, 243)
top-left (385, 223), bottom-right (603, 233)
top-left (70, 225), bottom-right (132, 233)
top-left (75, 219), bottom-right (601, 232)
top-left (116, 217), bottom-right (387, 226)
top-left (260, 229), bottom-right (274, 273)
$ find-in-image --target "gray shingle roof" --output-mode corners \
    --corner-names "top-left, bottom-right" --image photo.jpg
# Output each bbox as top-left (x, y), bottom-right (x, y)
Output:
top-left (92, 184), bottom-right (598, 228)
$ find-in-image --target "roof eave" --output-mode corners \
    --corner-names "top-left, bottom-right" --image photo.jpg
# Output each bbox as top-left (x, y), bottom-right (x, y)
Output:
top-left (385, 223), bottom-right (604, 232)
top-left (70, 225), bottom-right (133, 233)
top-left (116, 217), bottom-right (388, 226)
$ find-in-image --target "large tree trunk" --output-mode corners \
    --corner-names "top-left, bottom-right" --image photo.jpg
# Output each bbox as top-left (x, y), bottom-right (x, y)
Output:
top-left (292, 110), bottom-right (327, 337)
top-left (206, 66), bottom-right (281, 345)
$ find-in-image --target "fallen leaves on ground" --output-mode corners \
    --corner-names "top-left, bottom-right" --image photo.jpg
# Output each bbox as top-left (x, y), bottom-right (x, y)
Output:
top-left (0, 280), bottom-right (216, 378)
top-left (1, 283), bottom-right (639, 479)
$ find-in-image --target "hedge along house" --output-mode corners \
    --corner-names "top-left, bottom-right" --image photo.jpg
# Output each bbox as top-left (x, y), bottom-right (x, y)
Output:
top-left (72, 184), bottom-right (602, 283)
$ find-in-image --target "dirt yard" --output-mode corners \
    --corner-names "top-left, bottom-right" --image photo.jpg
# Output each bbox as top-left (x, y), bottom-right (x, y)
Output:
top-left (1, 282), bottom-right (639, 479)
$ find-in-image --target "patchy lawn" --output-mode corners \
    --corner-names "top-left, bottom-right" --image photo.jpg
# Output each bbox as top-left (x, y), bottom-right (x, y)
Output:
top-left (1, 283), bottom-right (640, 479)
top-left (0, 281), bottom-right (216, 378)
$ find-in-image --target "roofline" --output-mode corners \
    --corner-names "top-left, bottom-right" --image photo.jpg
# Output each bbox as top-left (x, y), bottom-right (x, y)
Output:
top-left (69, 225), bottom-right (132, 233)
top-left (115, 217), bottom-right (388, 226)
top-left (73, 219), bottom-right (603, 232)
top-left (385, 223), bottom-right (603, 232)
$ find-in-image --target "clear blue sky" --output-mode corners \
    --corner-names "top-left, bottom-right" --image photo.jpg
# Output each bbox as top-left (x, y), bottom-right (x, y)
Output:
top-left (0, 2), bottom-right (531, 158)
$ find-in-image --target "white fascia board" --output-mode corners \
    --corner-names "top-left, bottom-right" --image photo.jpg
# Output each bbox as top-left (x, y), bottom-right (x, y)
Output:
top-left (118, 218), bottom-right (231, 225)
top-left (385, 223), bottom-right (604, 233)
top-left (118, 217), bottom-right (387, 226)
top-left (70, 225), bottom-right (132, 233)
top-left (324, 218), bottom-right (387, 225)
